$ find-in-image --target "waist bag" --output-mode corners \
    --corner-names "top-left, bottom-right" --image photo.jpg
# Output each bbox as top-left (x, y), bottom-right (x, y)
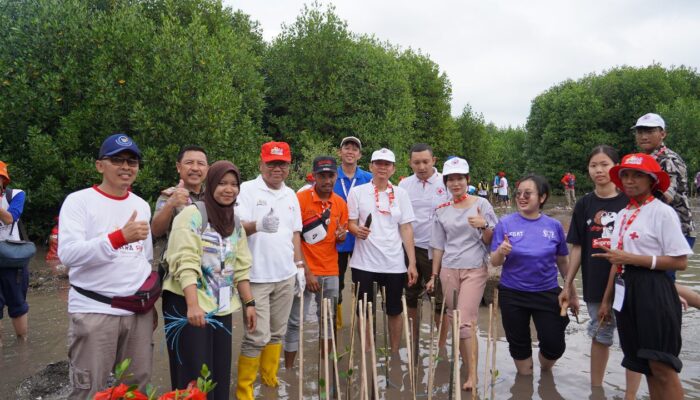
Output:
top-left (302, 207), bottom-right (331, 244)
top-left (72, 270), bottom-right (161, 314)
top-left (0, 188), bottom-right (36, 268)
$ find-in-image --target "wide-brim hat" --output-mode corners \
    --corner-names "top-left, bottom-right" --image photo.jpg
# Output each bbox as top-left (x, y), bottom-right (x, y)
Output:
top-left (609, 153), bottom-right (670, 193)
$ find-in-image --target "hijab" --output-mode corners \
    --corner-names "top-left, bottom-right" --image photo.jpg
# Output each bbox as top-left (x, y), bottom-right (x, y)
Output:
top-left (203, 160), bottom-right (240, 238)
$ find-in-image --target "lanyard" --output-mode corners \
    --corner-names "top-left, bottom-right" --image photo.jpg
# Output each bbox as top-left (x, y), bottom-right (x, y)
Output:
top-left (216, 234), bottom-right (227, 272)
top-left (615, 195), bottom-right (654, 274)
top-left (340, 176), bottom-right (357, 198)
top-left (374, 182), bottom-right (395, 215)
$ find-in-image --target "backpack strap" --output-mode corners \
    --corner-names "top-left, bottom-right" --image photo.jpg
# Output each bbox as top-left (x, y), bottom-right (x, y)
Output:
top-left (193, 201), bottom-right (208, 235)
top-left (3, 187), bottom-right (27, 240)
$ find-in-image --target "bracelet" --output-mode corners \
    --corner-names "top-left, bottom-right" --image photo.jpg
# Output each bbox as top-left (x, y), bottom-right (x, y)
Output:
top-left (295, 260), bottom-right (304, 266)
top-left (650, 255), bottom-right (657, 270)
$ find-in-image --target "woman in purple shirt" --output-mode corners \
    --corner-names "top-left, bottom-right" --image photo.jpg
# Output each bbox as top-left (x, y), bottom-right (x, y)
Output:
top-left (490, 174), bottom-right (571, 375)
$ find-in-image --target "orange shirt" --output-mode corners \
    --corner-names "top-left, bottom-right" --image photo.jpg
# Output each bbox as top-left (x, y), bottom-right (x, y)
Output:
top-left (297, 188), bottom-right (349, 276)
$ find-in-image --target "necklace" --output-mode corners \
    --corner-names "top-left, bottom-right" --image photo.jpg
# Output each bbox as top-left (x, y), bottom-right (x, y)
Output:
top-left (373, 182), bottom-right (395, 215)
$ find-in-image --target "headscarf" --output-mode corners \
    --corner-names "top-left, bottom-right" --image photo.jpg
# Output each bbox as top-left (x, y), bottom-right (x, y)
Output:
top-left (203, 160), bottom-right (240, 238)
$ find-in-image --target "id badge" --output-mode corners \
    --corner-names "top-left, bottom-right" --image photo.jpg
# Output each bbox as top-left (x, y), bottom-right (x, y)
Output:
top-left (612, 277), bottom-right (625, 312)
top-left (218, 285), bottom-right (232, 312)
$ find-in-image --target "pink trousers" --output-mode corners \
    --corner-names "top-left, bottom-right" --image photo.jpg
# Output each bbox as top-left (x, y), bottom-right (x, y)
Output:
top-left (440, 266), bottom-right (488, 339)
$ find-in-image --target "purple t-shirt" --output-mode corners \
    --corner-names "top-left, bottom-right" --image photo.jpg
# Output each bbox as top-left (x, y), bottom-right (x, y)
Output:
top-left (491, 213), bottom-right (568, 292)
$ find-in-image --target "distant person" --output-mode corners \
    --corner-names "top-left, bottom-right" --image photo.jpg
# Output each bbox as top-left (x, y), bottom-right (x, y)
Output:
top-left (0, 161), bottom-right (29, 343)
top-left (492, 173), bottom-right (501, 204)
top-left (597, 153), bottom-right (692, 400)
top-left (58, 134), bottom-right (155, 398)
top-left (490, 175), bottom-right (571, 375)
top-left (399, 144), bottom-right (449, 348)
top-left (560, 171), bottom-right (576, 209)
top-left (632, 113), bottom-right (697, 307)
top-left (498, 172), bottom-right (510, 208)
top-left (695, 171), bottom-right (700, 197)
top-left (297, 173), bottom-right (315, 193)
top-left (558, 146), bottom-right (642, 397)
top-left (477, 179), bottom-right (489, 198)
top-left (333, 136), bottom-right (372, 328)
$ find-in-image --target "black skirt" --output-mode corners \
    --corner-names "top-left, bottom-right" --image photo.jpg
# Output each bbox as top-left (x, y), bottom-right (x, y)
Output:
top-left (614, 265), bottom-right (682, 375)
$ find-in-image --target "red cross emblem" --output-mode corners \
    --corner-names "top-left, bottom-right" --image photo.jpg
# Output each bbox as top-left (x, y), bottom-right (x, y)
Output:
top-left (629, 232), bottom-right (639, 240)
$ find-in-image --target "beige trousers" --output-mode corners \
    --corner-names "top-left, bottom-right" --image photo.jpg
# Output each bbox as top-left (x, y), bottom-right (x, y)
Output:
top-left (67, 310), bottom-right (154, 399)
top-left (241, 276), bottom-right (295, 357)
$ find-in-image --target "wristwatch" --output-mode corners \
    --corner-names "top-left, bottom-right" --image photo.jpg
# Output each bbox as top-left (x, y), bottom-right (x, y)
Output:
top-left (243, 299), bottom-right (256, 308)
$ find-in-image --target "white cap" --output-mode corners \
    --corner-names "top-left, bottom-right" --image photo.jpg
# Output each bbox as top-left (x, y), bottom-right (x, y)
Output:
top-left (631, 113), bottom-right (665, 130)
top-left (371, 148), bottom-right (396, 163)
top-left (442, 157), bottom-right (470, 175)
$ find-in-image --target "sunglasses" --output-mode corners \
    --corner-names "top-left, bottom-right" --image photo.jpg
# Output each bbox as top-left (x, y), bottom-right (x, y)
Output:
top-left (102, 156), bottom-right (140, 167)
top-left (515, 190), bottom-right (535, 199)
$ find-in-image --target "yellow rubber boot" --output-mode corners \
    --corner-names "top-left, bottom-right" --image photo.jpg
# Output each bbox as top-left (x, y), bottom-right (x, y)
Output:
top-left (336, 303), bottom-right (343, 330)
top-left (236, 354), bottom-right (260, 400)
top-left (259, 343), bottom-right (282, 387)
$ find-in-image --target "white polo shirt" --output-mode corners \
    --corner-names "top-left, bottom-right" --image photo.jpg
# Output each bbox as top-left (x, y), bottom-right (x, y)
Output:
top-left (347, 181), bottom-right (415, 274)
top-left (399, 170), bottom-right (448, 250)
top-left (237, 175), bottom-right (302, 283)
top-left (611, 198), bottom-right (692, 258)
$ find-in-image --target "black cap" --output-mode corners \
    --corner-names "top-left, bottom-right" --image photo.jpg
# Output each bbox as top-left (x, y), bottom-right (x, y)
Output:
top-left (312, 156), bottom-right (337, 173)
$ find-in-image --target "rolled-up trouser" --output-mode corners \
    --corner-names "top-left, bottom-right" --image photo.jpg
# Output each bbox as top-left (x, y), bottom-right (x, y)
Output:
top-left (241, 276), bottom-right (295, 358)
top-left (284, 275), bottom-right (339, 352)
top-left (67, 310), bottom-right (154, 399)
top-left (441, 266), bottom-right (488, 339)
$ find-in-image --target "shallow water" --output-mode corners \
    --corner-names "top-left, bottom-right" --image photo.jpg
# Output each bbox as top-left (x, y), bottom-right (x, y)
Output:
top-left (1, 196), bottom-right (699, 399)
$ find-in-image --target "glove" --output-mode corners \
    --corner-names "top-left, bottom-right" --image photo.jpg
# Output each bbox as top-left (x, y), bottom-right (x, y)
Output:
top-left (256, 208), bottom-right (280, 233)
top-left (295, 268), bottom-right (306, 296)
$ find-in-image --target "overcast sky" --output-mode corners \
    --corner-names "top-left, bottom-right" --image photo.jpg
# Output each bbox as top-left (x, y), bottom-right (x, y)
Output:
top-left (226, 0), bottom-right (700, 127)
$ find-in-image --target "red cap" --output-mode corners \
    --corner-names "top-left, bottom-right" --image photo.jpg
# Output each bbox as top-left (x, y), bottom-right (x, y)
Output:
top-left (609, 153), bottom-right (670, 193)
top-left (260, 141), bottom-right (291, 163)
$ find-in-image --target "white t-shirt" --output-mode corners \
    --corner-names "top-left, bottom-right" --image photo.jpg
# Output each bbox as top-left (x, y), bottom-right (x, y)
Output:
top-left (398, 170), bottom-right (448, 250)
top-left (347, 182), bottom-right (416, 273)
top-left (58, 186), bottom-right (153, 315)
top-left (0, 189), bottom-right (23, 241)
top-left (498, 177), bottom-right (509, 196)
top-left (611, 198), bottom-right (693, 258)
top-left (236, 175), bottom-right (302, 283)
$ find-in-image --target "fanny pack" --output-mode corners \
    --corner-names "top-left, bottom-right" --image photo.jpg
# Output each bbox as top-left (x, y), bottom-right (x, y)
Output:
top-left (301, 208), bottom-right (331, 245)
top-left (0, 239), bottom-right (36, 269)
top-left (72, 270), bottom-right (161, 314)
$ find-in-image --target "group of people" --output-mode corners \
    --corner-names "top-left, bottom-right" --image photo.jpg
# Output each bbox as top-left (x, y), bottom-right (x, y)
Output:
top-left (0, 111), bottom-right (695, 400)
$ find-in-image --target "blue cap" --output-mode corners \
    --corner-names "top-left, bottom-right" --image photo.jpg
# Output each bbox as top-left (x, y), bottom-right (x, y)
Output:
top-left (98, 133), bottom-right (142, 159)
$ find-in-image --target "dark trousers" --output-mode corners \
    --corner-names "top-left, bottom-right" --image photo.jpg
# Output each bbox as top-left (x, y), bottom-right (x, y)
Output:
top-left (338, 251), bottom-right (352, 304)
top-left (162, 291), bottom-right (232, 400)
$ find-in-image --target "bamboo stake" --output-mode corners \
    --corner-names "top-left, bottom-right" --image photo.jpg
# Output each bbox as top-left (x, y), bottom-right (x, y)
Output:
top-left (453, 309), bottom-right (462, 400)
top-left (359, 299), bottom-right (369, 400)
top-left (347, 283), bottom-right (360, 400)
top-left (470, 322), bottom-right (477, 400)
top-left (382, 286), bottom-right (390, 387)
top-left (415, 296), bottom-right (423, 391)
top-left (483, 303), bottom-right (493, 396)
top-left (448, 290), bottom-right (457, 400)
top-left (427, 296), bottom-right (436, 399)
top-left (318, 282), bottom-right (325, 399)
top-left (490, 288), bottom-right (499, 400)
top-left (299, 291), bottom-right (304, 400)
top-left (401, 295), bottom-right (416, 398)
top-left (368, 301), bottom-right (380, 400)
top-left (428, 291), bottom-right (448, 400)
top-left (323, 299), bottom-right (331, 400)
top-left (327, 298), bottom-right (342, 400)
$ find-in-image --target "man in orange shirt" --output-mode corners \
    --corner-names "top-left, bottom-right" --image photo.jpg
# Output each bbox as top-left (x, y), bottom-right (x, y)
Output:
top-left (284, 156), bottom-right (349, 368)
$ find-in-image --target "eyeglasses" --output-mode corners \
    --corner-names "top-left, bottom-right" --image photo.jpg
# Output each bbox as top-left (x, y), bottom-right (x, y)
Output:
top-left (265, 162), bottom-right (290, 170)
top-left (102, 156), bottom-right (140, 167)
top-left (515, 190), bottom-right (535, 199)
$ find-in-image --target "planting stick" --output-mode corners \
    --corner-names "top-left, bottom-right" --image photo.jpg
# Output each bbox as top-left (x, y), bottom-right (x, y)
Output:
top-left (372, 282), bottom-right (378, 337)
top-left (491, 288), bottom-right (499, 388)
top-left (359, 299), bottom-right (369, 400)
top-left (401, 295), bottom-right (416, 398)
top-left (484, 303), bottom-right (493, 396)
top-left (427, 296), bottom-right (436, 399)
top-left (323, 299), bottom-right (331, 400)
top-left (327, 298), bottom-right (342, 400)
top-left (347, 283), bottom-right (360, 400)
top-left (368, 301), bottom-right (380, 400)
top-left (428, 291), bottom-right (448, 400)
top-left (455, 310), bottom-right (462, 400)
top-left (299, 291), bottom-right (304, 400)
top-left (382, 286), bottom-right (390, 386)
top-left (470, 322), bottom-right (477, 400)
top-left (318, 283), bottom-right (325, 400)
